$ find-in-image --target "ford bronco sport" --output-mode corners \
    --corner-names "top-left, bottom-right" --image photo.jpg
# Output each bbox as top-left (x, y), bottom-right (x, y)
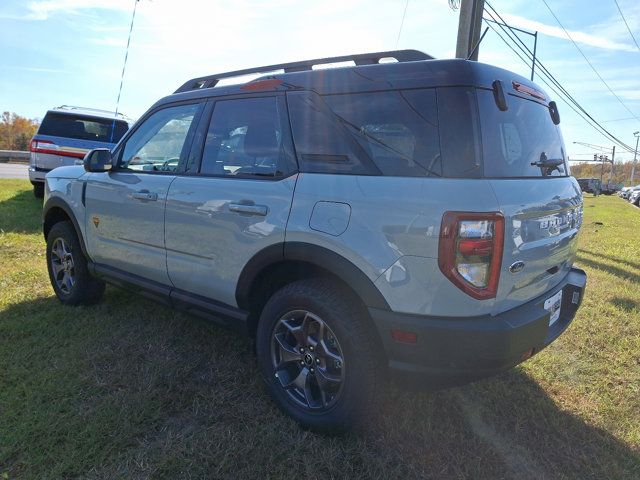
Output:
top-left (42, 50), bottom-right (586, 432)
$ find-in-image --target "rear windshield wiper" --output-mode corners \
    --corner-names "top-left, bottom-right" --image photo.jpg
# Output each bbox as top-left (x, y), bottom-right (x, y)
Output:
top-left (531, 152), bottom-right (564, 174)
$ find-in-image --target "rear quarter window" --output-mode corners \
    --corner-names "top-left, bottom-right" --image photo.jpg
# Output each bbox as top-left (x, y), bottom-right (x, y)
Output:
top-left (38, 112), bottom-right (128, 143)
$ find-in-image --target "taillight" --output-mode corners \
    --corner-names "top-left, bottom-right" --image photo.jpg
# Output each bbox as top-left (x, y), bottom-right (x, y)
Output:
top-left (30, 139), bottom-right (57, 153)
top-left (438, 212), bottom-right (504, 300)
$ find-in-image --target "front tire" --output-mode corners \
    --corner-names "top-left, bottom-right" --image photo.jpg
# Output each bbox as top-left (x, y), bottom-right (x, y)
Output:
top-left (46, 221), bottom-right (105, 305)
top-left (256, 279), bottom-right (380, 433)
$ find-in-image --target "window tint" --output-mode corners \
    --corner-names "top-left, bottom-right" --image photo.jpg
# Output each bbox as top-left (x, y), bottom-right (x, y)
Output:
top-left (437, 87), bottom-right (482, 178)
top-left (323, 89), bottom-right (441, 177)
top-left (477, 89), bottom-right (567, 178)
top-left (39, 112), bottom-right (128, 143)
top-left (120, 103), bottom-right (199, 173)
top-left (287, 91), bottom-right (376, 175)
top-left (200, 96), bottom-right (291, 177)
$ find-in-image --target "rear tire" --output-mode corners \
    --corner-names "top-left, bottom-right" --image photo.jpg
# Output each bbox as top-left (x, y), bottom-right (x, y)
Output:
top-left (46, 221), bottom-right (105, 305)
top-left (256, 279), bottom-right (379, 433)
top-left (33, 183), bottom-right (44, 198)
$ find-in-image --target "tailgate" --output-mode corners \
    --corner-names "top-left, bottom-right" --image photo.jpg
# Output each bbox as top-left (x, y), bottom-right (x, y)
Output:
top-left (491, 177), bottom-right (583, 314)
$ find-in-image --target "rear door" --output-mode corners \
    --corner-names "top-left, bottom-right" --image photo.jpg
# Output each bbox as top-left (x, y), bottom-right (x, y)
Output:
top-left (84, 102), bottom-right (203, 285)
top-left (165, 94), bottom-right (297, 307)
top-left (476, 88), bottom-right (583, 314)
top-left (31, 112), bottom-right (129, 171)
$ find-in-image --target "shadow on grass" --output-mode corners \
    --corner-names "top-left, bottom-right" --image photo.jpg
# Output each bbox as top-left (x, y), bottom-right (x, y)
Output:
top-left (580, 249), bottom-right (640, 272)
top-left (576, 254), bottom-right (640, 283)
top-left (1, 292), bottom-right (638, 479)
top-left (610, 296), bottom-right (639, 312)
top-left (0, 187), bottom-right (42, 234)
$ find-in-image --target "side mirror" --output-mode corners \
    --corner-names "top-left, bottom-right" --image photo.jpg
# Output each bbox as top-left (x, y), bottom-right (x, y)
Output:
top-left (83, 148), bottom-right (113, 172)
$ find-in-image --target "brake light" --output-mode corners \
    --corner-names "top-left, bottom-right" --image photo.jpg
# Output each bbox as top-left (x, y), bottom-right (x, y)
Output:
top-left (30, 139), bottom-right (56, 152)
top-left (29, 139), bottom-right (85, 159)
top-left (438, 212), bottom-right (504, 300)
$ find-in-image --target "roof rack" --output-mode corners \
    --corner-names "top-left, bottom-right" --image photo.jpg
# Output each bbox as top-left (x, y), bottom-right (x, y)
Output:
top-left (175, 49), bottom-right (433, 93)
top-left (54, 105), bottom-right (131, 120)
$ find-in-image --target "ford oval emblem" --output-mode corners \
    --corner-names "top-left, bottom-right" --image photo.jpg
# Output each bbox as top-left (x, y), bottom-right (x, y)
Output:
top-left (509, 261), bottom-right (525, 274)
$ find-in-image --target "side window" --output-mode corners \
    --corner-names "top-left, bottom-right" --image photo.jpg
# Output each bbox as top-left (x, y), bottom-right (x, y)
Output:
top-left (120, 103), bottom-right (199, 173)
top-left (322, 89), bottom-right (441, 177)
top-left (287, 91), bottom-right (377, 175)
top-left (200, 96), bottom-right (293, 177)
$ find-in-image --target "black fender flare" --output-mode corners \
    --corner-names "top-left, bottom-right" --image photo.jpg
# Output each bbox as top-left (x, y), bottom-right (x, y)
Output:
top-left (43, 196), bottom-right (89, 258)
top-left (236, 242), bottom-right (390, 311)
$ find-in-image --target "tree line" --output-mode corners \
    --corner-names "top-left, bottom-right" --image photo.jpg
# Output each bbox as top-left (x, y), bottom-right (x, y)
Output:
top-left (0, 112), bottom-right (40, 151)
top-left (570, 161), bottom-right (639, 187)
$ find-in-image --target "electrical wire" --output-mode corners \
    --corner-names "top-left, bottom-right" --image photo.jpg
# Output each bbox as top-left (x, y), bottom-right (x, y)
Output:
top-left (110, 0), bottom-right (139, 142)
top-left (483, 1), bottom-right (636, 152)
top-left (539, 0), bottom-right (640, 123)
top-left (613, 0), bottom-right (640, 52)
top-left (396, 0), bottom-right (409, 49)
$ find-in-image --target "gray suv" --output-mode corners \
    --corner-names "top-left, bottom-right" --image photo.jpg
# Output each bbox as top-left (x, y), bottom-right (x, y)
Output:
top-left (42, 50), bottom-right (586, 432)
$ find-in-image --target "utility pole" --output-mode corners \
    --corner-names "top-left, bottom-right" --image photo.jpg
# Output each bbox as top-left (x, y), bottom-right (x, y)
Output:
top-left (456, 0), bottom-right (485, 60)
top-left (631, 131), bottom-right (640, 185)
top-left (609, 145), bottom-right (615, 184)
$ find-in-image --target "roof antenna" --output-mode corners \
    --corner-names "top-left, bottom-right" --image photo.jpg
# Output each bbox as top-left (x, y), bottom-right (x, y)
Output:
top-left (110, 0), bottom-right (140, 143)
top-left (466, 26), bottom-right (489, 60)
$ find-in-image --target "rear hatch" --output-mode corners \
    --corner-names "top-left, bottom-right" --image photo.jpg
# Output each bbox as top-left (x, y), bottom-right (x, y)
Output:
top-left (30, 111), bottom-right (128, 171)
top-left (476, 87), bottom-right (583, 314)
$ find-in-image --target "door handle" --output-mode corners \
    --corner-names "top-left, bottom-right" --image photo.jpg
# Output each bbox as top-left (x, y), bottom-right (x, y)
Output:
top-left (131, 190), bottom-right (158, 201)
top-left (229, 203), bottom-right (268, 216)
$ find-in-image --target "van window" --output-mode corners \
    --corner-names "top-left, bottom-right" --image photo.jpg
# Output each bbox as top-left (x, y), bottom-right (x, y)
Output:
top-left (323, 89), bottom-right (441, 177)
top-left (478, 89), bottom-right (567, 178)
top-left (38, 112), bottom-right (128, 143)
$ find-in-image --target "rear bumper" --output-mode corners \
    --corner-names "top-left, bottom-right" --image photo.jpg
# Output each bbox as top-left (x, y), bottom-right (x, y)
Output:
top-left (369, 267), bottom-right (586, 386)
top-left (28, 166), bottom-right (50, 183)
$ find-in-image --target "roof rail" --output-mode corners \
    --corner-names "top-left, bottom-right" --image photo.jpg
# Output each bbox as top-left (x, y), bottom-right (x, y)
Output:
top-left (174, 49), bottom-right (433, 93)
top-left (54, 105), bottom-right (130, 119)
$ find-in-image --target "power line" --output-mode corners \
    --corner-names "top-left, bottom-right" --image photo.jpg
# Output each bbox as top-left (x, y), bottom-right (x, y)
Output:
top-left (613, 0), bottom-right (640, 52)
top-left (395, 0), bottom-right (409, 49)
top-left (539, 0), bottom-right (640, 123)
top-left (483, 1), bottom-right (636, 153)
top-left (110, 0), bottom-right (139, 142)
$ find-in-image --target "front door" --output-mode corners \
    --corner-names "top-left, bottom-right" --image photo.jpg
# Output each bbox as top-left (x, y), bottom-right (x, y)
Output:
top-left (84, 102), bottom-right (202, 285)
top-left (165, 95), bottom-right (298, 307)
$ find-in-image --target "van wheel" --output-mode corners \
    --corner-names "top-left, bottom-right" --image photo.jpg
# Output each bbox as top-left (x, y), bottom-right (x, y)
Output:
top-left (33, 183), bottom-right (44, 198)
top-left (256, 279), bottom-right (379, 433)
top-left (46, 221), bottom-right (105, 305)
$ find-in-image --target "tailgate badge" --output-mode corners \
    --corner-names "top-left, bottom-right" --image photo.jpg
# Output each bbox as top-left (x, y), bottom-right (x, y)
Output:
top-left (509, 261), bottom-right (525, 274)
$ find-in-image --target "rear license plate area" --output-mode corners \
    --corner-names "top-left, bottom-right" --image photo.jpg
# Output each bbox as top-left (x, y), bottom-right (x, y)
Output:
top-left (544, 289), bottom-right (563, 326)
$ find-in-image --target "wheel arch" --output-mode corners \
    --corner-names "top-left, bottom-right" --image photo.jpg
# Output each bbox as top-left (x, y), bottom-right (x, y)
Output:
top-left (236, 242), bottom-right (391, 335)
top-left (43, 197), bottom-right (88, 258)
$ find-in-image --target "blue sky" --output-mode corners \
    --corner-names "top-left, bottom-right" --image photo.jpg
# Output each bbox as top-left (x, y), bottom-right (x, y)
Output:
top-left (1, 0), bottom-right (639, 161)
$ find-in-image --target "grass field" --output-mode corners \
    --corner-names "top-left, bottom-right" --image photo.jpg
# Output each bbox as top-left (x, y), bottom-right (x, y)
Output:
top-left (1, 179), bottom-right (638, 479)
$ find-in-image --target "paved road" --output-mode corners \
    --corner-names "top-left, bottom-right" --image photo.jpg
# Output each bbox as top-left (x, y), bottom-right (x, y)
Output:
top-left (0, 163), bottom-right (29, 180)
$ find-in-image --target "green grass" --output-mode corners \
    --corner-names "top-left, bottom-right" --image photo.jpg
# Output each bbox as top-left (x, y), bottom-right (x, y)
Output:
top-left (0, 180), bottom-right (638, 479)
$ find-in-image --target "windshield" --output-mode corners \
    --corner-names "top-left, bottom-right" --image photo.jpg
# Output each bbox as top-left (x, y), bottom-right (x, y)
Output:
top-left (478, 90), bottom-right (567, 178)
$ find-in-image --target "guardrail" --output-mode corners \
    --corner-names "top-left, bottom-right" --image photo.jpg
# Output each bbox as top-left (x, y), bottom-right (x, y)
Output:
top-left (0, 150), bottom-right (29, 164)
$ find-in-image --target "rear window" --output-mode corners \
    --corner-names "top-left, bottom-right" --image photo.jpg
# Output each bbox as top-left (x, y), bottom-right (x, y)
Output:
top-left (38, 112), bottom-right (128, 143)
top-left (478, 90), bottom-right (567, 178)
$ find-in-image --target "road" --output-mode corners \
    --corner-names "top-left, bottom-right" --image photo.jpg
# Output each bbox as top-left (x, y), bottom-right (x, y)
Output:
top-left (0, 163), bottom-right (29, 180)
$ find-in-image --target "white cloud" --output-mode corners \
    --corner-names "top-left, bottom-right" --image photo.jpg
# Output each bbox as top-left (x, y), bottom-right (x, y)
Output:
top-left (500, 12), bottom-right (637, 52)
